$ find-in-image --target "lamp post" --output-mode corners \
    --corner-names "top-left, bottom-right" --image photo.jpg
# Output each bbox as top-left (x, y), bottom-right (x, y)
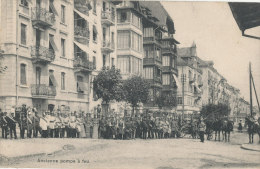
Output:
top-left (181, 74), bottom-right (186, 122)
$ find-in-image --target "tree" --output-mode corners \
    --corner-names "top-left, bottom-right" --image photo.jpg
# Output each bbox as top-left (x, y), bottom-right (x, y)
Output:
top-left (200, 103), bottom-right (230, 122)
top-left (93, 66), bottom-right (124, 115)
top-left (156, 91), bottom-right (177, 110)
top-left (123, 76), bottom-right (150, 116)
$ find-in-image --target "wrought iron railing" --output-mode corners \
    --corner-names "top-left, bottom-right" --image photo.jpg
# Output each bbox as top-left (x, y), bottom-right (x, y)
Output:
top-left (31, 84), bottom-right (56, 97)
top-left (31, 7), bottom-right (55, 25)
top-left (73, 58), bottom-right (93, 70)
top-left (74, 26), bottom-right (90, 39)
top-left (101, 10), bottom-right (115, 22)
top-left (31, 46), bottom-right (55, 62)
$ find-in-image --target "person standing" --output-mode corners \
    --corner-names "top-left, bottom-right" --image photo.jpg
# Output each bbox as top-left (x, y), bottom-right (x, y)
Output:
top-left (1, 112), bottom-right (8, 139)
top-left (49, 112), bottom-right (56, 138)
top-left (6, 112), bottom-right (17, 139)
top-left (39, 112), bottom-right (49, 138)
top-left (198, 119), bottom-right (206, 143)
top-left (69, 112), bottom-right (77, 138)
top-left (33, 109), bottom-right (41, 138)
top-left (27, 109), bottom-right (34, 138)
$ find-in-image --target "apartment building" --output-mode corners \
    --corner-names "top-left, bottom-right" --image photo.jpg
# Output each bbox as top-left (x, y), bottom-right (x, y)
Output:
top-left (176, 43), bottom-right (203, 115)
top-left (0, 0), bottom-right (105, 114)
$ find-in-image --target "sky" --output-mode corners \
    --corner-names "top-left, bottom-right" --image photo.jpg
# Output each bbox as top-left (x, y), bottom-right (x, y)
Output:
top-left (162, 1), bottom-right (260, 107)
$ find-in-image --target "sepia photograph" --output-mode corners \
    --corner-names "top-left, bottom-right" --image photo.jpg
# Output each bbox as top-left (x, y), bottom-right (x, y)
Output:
top-left (0, 0), bottom-right (259, 168)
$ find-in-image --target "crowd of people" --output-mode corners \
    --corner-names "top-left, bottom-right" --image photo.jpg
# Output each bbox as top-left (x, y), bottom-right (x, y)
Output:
top-left (0, 104), bottom-right (207, 142)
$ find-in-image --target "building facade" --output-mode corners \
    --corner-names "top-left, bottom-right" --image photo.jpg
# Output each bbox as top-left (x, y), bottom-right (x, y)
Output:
top-left (176, 43), bottom-right (203, 116)
top-left (0, 0), bottom-right (111, 114)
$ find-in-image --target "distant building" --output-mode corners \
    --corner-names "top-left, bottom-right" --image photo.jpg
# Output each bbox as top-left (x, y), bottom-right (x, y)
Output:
top-left (176, 43), bottom-right (202, 116)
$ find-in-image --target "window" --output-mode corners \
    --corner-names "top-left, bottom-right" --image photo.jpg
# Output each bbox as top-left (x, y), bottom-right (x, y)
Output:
top-left (93, 25), bottom-right (97, 42)
top-left (61, 38), bottom-right (65, 57)
top-left (20, 0), bottom-right (28, 7)
top-left (117, 30), bottom-right (130, 49)
top-left (143, 67), bottom-right (153, 79)
top-left (77, 75), bottom-right (87, 93)
top-left (49, 34), bottom-right (58, 53)
top-left (20, 64), bottom-right (26, 85)
top-left (61, 72), bottom-right (65, 90)
top-left (177, 97), bottom-right (183, 105)
top-left (118, 11), bottom-right (130, 23)
top-left (162, 74), bottom-right (170, 85)
top-left (131, 57), bottom-right (142, 75)
top-left (131, 32), bottom-right (142, 52)
top-left (49, 70), bottom-right (57, 87)
top-left (132, 13), bottom-right (140, 28)
top-left (143, 27), bottom-right (153, 38)
top-left (112, 58), bottom-right (115, 67)
top-left (117, 56), bottom-right (130, 74)
top-left (49, 0), bottom-right (58, 15)
top-left (61, 5), bottom-right (65, 23)
top-left (93, 0), bottom-right (97, 14)
top-left (103, 54), bottom-right (106, 67)
top-left (162, 56), bottom-right (170, 66)
top-left (93, 56), bottom-right (96, 69)
top-left (144, 46), bottom-right (154, 58)
top-left (21, 24), bottom-right (27, 45)
top-left (172, 57), bottom-right (175, 68)
top-left (36, 67), bottom-right (41, 85)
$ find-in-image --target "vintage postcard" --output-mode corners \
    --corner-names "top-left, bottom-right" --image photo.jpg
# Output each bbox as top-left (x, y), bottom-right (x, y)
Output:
top-left (0, 0), bottom-right (259, 168)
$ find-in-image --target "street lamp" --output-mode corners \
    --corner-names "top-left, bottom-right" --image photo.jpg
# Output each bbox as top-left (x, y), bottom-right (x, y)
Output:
top-left (181, 74), bottom-right (186, 122)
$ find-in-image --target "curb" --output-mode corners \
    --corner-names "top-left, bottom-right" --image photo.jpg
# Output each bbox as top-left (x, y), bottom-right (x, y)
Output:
top-left (240, 144), bottom-right (260, 152)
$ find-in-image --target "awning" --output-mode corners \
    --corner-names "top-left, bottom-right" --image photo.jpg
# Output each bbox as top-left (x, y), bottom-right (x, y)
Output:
top-left (77, 82), bottom-right (88, 92)
top-left (49, 36), bottom-right (58, 51)
top-left (194, 82), bottom-right (201, 93)
top-left (173, 74), bottom-right (181, 88)
top-left (49, 74), bottom-right (57, 86)
top-left (74, 41), bottom-right (88, 52)
top-left (50, 1), bottom-right (58, 16)
top-left (74, 9), bottom-right (88, 20)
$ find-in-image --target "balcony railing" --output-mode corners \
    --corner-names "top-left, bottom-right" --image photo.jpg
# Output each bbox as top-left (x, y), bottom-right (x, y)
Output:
top-left (101, 10), bottom-right (115, 25)
top-left (102, 40), bottom-right (115, 52)
top-left (31, 46), bottom-right (55, 63)
top-left (74, 26), bottom-right (90, 39)
top-left (31, 7), bottom-right (55, 27)
top-left (74, 0), bottom-right (91, 16)
top-left (73, 58), bottom-right (93, 72)
top-left (143, 58), bottom-right (162, 66)
top-left (31, 84), bottom-right (56, 97)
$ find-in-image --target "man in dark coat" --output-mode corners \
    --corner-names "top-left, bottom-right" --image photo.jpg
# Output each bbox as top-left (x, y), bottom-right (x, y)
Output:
top-left (6, 112), bottom-right (17, 139)
top-left (141, 118), bottom-right (148, 139)
top-left (1, 112), bottom-right (8, 139)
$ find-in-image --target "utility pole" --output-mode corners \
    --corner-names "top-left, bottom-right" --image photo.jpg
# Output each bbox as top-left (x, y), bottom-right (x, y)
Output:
top-left (249, 62), bottom-right (253, 117)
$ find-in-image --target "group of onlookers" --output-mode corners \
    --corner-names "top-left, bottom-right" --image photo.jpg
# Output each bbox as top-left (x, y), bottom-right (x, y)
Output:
top-left (1, 105), bottom-right (208, 142)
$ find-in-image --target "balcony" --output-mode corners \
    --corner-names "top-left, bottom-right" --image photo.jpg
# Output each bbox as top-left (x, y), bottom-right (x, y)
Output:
top-left (143, 58), bottom-right (162, 66)
top-left (101, 10), bottom-right (115, 25)
top-left (143, 36), bottom-right (161, 46)
top-left (162, 47), bottom-right (175, 55)
top-left (31, 46), bottom-right (55, 64)
top-left (74, 26), bottom-right (90, 43)
top-left (102, 40), bottom-right (115, 53)
top-left (31, 84), bottom-right (56, 98)
top-left (73, 58), bottom-right (93, 73)
top-left (31, 7), bottom-right (55, 28)
top-left (74, 0), bottom-right (91, 16)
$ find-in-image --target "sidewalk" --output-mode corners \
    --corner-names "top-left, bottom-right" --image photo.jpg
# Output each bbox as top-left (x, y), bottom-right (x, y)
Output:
top-left (0, 138), bottom-right (62, 159)
top-left (241, 143), bottom-right (260, 152)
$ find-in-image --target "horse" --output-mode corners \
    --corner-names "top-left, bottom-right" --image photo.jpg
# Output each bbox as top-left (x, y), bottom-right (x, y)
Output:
top-left (221, 119), bottom-right (233, 142)
top-left (212, 119), bottom-right (223, 141)
top-left (245, 116), bottom-right (259, 144)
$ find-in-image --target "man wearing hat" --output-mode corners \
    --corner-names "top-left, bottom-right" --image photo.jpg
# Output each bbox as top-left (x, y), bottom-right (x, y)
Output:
top-left (6, 110), bottom-right (17, 139)
top-left (198, 118), bottom-right (206, 143)
top-left (69, 111), bottom-right (77, 138)
top-left (55, 111), bottom-right (62, 138)
top-left (39, 112), bottom-right (49, 138)
top-left (1, 111), bottom-right (8, 139)
top-left (32, 108), bottom-right (41, 138)
top-left (63, 113), bottom-right (70, 138)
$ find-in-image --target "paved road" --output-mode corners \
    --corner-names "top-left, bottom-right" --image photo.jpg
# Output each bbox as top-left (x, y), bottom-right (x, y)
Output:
top-left (0, 132), bottom-right (259, 169)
